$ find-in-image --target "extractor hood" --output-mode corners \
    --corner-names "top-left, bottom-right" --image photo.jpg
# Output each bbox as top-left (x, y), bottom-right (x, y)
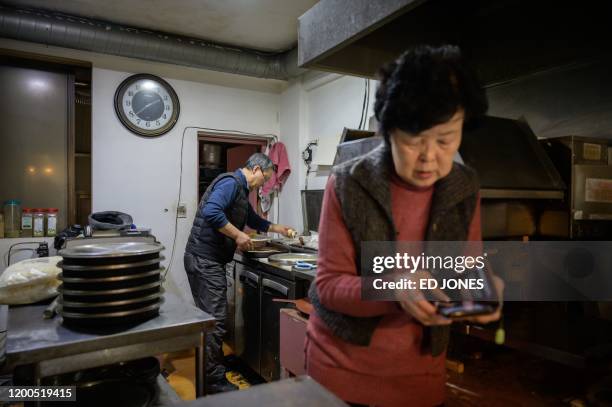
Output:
top-left (298, 0), bottom-right (612, 84)
top-left (331, 117), bottom-right (565, 200)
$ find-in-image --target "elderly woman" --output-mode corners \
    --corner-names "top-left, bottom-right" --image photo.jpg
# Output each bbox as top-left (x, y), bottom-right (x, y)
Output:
top-left (305, 45), bottom-right (502, 407)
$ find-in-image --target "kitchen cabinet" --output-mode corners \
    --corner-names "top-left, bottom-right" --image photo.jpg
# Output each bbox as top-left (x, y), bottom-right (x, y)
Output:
top-left (231, 256), bottom-right (308, 381)
top-left (260, 272), bottom-right (296, 381)
top-left (235, 261), bottom-right (261, 375)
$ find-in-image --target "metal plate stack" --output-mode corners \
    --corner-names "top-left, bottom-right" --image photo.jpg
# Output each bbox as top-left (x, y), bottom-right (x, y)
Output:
top-left (57, 241), bottom-right (165, 327)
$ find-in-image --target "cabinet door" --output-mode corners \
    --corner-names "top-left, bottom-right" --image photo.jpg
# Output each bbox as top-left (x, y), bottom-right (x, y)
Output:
top-left (260, 273), bottom-right (295, 382)
top-left (225, 261), bottom-right (236, 351)
top-left (238, 264), bottom-right (261, 375)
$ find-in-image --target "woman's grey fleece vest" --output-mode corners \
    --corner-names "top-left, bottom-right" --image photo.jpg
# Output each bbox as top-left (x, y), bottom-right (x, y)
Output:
top-left (186, 172), bottom-right (249, 264)
top-left (309, 144), bottom-right (479, 356)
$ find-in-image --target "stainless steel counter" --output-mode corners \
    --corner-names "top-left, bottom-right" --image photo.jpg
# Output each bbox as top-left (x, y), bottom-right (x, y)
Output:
top-left (175, 376), bottom-right (347, 407)
top-left (2, 292), bottom-right (215, 397)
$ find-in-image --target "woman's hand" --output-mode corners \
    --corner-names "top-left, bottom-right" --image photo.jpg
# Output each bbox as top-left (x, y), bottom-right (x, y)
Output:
top-left (393, 270), bottom-right (452, 326)
top-left (455, 275), bottom-right (504, 324)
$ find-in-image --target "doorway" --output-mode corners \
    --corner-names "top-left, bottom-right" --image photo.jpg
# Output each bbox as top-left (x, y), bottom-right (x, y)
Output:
top-left (197, 133), bottom-right (269, 218)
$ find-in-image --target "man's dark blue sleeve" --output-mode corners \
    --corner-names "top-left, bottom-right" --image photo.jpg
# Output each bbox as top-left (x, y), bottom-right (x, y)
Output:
top-left (247, 204), bottom-right (271, 232)
top-left (202, 178), bottom-right (238, 229)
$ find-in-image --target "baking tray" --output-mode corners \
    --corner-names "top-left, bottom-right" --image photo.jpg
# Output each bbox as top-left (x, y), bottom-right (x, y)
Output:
top-left (60, 298), bottom-right (161, 315)
top-left (59, 301), bottom-right (162, 319)
top-left (59, 291), bottom-right (164, 308)
top-left (59, 256), bottom-right (165, 271)
top-left (59, 242), bottom-right (164, 259)
top-left (60, 274), bottom-right (161, 291)
top-left (268, 253), bottom-right (318, 266)
top-left (59, 281), bottom-right (162, 297)
top-left (59, 268), bottom-right (163, 283)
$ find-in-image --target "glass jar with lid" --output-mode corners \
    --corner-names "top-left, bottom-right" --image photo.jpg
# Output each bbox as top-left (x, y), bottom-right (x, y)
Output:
top-left (33, 209), bottom-right (46, 238)
top-left (21, 208), bottom-right (33, 237)
top-left (3, 200), bottom-right (21, 238)
top-left (46, 208), bottom-right (59, 237)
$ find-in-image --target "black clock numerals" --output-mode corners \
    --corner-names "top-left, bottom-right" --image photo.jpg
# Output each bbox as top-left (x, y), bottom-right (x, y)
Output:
top-left (129, 111), bottom-right (134, 117)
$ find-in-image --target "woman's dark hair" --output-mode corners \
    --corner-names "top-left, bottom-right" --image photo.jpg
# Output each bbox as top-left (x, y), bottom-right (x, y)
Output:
top-left (374, 45), bottom-right (488, 141)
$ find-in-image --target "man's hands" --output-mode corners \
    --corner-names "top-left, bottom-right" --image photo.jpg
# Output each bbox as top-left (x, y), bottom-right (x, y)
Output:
top-left (268, 224), bottom-right (296, 238)
top-left (235, 231), bottom-right (253, 252)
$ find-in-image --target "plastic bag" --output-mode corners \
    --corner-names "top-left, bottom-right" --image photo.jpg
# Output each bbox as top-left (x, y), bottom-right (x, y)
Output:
top-left (0, 256), bottom-right (62, 304)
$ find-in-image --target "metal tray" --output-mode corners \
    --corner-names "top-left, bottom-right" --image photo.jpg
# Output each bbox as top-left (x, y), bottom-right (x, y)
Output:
top-left (58, 256), bottom-right (165, 271)
top-left (58, 268), bottom-right (163, 283)
top-left (59, 300), bottom-right (162, 319)
top-left (268, 253), bottom-right (318, 266)
top-left (59, 281), bottom-right (162, 296)
top-left (59, 241), bottom-right (164, 259)
top-left (59, 291), bottom-right (164, 308)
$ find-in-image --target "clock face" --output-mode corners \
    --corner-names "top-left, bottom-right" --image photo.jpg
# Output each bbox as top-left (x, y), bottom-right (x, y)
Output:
top-left (114, 74), bottom-right (180, 137)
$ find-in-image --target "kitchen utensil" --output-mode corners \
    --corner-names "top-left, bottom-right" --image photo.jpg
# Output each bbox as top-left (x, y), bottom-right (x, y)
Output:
top-left (268, 253), bottom-right (317, 266)
top-left (59, 242), bottom-right (164, 259)
top-left (43, 296), bottom-right (60, 319)
top-left (272, 298), bottom-right (313, 315)
top-left (250, 234), bottom-right (272, 249)
top-left (293, 261), bottom-right (317, 271)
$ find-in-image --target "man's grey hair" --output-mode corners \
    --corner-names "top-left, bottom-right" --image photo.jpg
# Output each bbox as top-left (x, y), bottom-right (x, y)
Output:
top-left (244, 153), bottom-right (274, 170)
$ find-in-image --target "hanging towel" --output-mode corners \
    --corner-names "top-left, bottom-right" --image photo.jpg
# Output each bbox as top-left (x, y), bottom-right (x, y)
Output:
top-left (262, 142), bottom-right (291, 195)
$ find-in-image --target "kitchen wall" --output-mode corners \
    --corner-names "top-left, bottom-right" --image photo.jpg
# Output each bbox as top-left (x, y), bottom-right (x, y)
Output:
top-left (0, 39), bottom-right (285, 299)
top-left (92, 68), bottom-right (280, 299)
top-left (278, 72), bottom-right (378, 232)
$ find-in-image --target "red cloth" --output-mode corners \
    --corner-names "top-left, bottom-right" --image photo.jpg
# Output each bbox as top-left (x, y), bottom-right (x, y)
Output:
top-left (306, 173), bottom-right (482, 407)
top-left (262, 142), bottom-right (291, 195)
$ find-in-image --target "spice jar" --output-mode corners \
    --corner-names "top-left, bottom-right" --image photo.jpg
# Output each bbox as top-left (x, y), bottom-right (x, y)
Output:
top-left (46, 208), bottom-right (58, 237)
top-left (21, 208), bottom-right (33, 237)
top-left (3, 200), bottom-right (21, 238)
top-left (33, 209), bottom-right (46, 238)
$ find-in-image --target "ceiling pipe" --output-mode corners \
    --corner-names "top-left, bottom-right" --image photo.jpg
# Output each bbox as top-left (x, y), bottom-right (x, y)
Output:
top-left (0, 5), bottom-right (305, 80)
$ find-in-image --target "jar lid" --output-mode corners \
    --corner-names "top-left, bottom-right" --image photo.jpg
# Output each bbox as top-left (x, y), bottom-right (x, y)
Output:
top-left (3, 200), bottom-right (21, 205)
top-left (47, 208), bottom-right (59, 213)
top-left (22, 208), bottom-right (32, 213)
top-left (34, 208), bottom-right (47, 213)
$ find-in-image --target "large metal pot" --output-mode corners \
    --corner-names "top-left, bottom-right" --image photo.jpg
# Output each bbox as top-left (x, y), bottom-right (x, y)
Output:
top-left (201, 143), bottom-right (222, 167)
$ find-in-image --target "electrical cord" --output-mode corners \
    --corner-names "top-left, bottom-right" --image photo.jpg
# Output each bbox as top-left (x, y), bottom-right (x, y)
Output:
top-left (5, 242), bottom-right (42, 267)
top-left (358, 78), bottom-right (368, 129)
top-left (163, 126), bottom-right (279, 281)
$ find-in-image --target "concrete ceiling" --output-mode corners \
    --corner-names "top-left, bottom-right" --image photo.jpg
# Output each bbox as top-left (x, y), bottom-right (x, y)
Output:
top-left (3, 0), bottom-right (318, 52)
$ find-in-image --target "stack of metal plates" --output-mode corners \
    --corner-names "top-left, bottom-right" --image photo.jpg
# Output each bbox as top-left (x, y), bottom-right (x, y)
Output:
top-left (57, 241), bottom-right (165, 327)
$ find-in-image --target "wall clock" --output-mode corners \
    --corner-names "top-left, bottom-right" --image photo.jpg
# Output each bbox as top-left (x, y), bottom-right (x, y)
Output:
top-left (114, 73), bottom-right (180, 137)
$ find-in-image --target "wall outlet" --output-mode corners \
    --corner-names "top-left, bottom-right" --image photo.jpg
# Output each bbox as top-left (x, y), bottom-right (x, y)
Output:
top-left (177, 203), bottom-right (187, 218)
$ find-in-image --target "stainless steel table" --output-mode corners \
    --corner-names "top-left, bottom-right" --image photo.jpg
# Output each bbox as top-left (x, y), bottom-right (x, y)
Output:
top-left (1, 292), bottom-right (215, 397)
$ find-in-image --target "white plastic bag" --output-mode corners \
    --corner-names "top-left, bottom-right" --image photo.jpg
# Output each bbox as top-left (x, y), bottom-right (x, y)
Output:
top-left (0, 256), bottom-right (62, 304)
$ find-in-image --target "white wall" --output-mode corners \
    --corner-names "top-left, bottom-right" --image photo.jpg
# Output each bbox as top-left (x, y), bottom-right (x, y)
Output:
top-left (92, 68), bottom-right (280, 300)
top-left (278, 73), bottom-right (377, 232)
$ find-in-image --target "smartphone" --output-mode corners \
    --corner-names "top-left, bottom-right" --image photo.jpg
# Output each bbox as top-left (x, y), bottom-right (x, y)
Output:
top-left (436, 301), bottom-right (498, 319)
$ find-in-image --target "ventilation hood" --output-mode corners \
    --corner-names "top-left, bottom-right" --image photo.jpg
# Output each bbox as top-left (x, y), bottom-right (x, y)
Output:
top-left (298, 0), bottom-right (611, 84)
top-left (332, 117), bottom-right (565, 200)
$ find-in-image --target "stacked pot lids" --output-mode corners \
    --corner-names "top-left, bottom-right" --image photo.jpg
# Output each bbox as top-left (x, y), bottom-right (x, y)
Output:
top-left (57, 241), bottom-right (165, 327)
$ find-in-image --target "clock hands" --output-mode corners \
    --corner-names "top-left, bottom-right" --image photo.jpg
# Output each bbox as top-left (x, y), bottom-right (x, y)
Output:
top-left (135, 98), bottom-right (162, 115)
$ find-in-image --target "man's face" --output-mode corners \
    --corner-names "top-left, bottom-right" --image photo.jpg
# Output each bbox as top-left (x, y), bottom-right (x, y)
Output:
top-left (250, 166), bottom-right (274, 189)
top-left (389, 110), bottom-right (464, 188)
